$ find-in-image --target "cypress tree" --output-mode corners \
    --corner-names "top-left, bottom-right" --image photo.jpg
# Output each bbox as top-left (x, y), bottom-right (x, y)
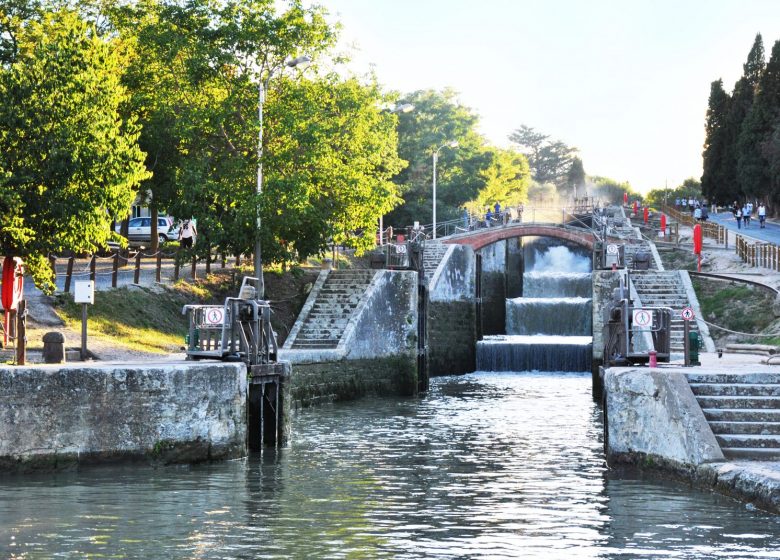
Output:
top-left (701, 80), bottom-right (731, 204)
top-left (738, 39), bottom-right (780, 200)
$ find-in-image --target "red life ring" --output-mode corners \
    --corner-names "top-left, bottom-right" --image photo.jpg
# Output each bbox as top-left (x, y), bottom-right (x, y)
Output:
top-left (1, 257), bottom-right (24, 311)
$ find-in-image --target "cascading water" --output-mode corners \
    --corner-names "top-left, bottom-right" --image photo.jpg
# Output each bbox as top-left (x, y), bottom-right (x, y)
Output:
top-left (477, 243), bottom-right (593, 372)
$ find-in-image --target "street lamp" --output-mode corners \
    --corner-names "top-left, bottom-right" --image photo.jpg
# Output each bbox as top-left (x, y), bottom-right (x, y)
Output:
top-left (390, 103), bottom-right (415, 114)
top-left (255, 55), bottom-right (310, 297)
top-left (432, 141), bottom-right (459, 239)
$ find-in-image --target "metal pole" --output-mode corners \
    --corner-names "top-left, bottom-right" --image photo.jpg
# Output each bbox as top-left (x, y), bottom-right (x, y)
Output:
top-left (432, 150), bottom-right (438, 239)
top-left (81, 303), bottom-right (88, 361)
top-left (683, 319), bottom-right (690, 367)
top-left (254, 78), bottom-right (267, 297)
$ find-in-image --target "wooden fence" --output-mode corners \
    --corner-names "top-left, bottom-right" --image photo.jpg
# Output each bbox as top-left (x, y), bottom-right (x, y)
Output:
top-left (47, 248), bottom-right (243, 292)
top-left (661, 205), bottom-right (728, 246)
top-left (736, 234), bottom-right (780, 271)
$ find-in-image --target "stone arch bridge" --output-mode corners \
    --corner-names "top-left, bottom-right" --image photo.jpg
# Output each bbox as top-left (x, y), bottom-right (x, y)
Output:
top-left (442, 223), bottom-right (598, 251)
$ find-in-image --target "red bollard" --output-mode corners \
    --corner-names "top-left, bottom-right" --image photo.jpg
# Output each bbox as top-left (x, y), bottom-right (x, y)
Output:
top-left (649, 350), bottom-right (657, 368)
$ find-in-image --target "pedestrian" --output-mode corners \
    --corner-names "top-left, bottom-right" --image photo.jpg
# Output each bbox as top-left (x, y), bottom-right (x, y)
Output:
top-left (675, 198), bottom-right (680, 208)
top-left (759, 203), bottom-right (767, 228)
top-left (485, 207), bottom-right (493, 227)
top-left (735, 206), bottom-right (742, 229)
top-left (494, 202), bottom-right (501, 215)
top-left (694, 206), bottom-right (702, 221)
top-left (701, 205), bottom-right (709, 221)
top-left (743, 205), bottom-right (751, 228)
top-left (179, 219), bottom-right (196, 248)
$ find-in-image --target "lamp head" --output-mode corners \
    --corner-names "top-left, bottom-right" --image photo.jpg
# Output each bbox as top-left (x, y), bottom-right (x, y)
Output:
top-left (448, 141), bottom-right (459, 148)
top-left (286, 55), bottom-right (311, 68)
top-left (393, 103), bottom-right (415, 114)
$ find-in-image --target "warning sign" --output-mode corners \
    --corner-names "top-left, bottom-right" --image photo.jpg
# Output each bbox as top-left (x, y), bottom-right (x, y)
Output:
top-left (606, 244), bottom-right (619, 255)
top-left (632, 309), bottom-right (653, 329)
top-left (681, 307), bottom-right (695, 321)
top-left (205, 308), bottom-right (224, 325)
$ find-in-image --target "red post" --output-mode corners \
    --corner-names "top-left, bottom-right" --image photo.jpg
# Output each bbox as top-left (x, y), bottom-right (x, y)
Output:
top-left (693, 223), bottom-right (703, 272)
top-left (660, 213), bottom-right (667, 237)
top-left (649, 350), bottom-right (657, 368)
top-left (643, 206), bottom-right (649, 224)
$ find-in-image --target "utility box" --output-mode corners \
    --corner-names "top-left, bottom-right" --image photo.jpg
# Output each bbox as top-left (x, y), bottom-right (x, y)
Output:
top-left (688, 330), bottom-right (701, 366)
top-left (74, 281), bottom-right (94, 304)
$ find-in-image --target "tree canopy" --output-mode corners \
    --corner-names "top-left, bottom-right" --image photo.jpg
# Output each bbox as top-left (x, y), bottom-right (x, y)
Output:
top-left (0, 7), bottom-right (148, 291)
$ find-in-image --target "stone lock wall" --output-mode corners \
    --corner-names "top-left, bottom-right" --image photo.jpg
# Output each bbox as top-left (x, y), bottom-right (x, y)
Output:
top-left (281, 270), bottom-right (419, 408)
top-left (427, 244), bottom-right (477, 376)
top-left (0, 362), bottom-right (247, 471)
top-left (479, 240), bottom-right (507, 336)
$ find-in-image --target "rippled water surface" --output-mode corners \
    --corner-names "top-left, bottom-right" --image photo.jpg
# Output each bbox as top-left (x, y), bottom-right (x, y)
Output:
top-left (2, 373), bottom-right (779, 559)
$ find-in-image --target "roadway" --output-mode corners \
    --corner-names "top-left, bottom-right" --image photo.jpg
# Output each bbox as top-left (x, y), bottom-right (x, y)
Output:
top-left (706, 211), bottom-right (780, 245)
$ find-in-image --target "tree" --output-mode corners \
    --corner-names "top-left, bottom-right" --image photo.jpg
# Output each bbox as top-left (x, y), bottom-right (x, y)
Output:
top-left (509, 125), bottom-right (578, 188)
top-left (701, 79), bottom-right (731, 203)
top-left (566, 157), bottom-right (586, 198)
top-left (588, 176), bottom-right (639, 205)
top-left (109, 0), bottom-right (337, 258)
top-left (462, 148), bottom-right (530, 215)
top-left (386, 88), bottom-right (484, 228)
top-left (0, 8), bottom-right (148, 291)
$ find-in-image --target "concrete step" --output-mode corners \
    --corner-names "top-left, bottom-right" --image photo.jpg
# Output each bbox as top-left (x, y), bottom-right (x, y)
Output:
top-left (292, 340), bottom-right (339, 349)
top-left (708, 421), bottom-right (780, 435)
top-left (689, 383), bottom-right (780, 397)
top-left (715, 434), bottom-right (780, 448)
top-left (687, 373), bottom-right (780, 384)
top-left (702, 408), bottom-right (780, 422)
top-left (695, 396), bottom-right (780, 409)
top-left (721, 447), bottom-right (780, 460)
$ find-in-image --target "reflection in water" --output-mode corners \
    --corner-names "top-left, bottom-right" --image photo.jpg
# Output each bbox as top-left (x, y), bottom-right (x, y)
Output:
top-left (0, 373), bottom-right (778, 559)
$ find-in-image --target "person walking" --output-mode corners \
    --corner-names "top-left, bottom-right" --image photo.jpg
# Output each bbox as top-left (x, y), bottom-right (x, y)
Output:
top-left (735, 206), bottom-right (743, 229)
top-left (743, 205), bottom-right (751, 228)
top-left (759, 203), bottom-right (767, 228)
top-left (179, 219), bottom-right (196, 248)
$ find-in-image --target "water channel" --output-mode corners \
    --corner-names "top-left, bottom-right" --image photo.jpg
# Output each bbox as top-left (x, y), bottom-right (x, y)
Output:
top-left (1, 243), bottom-right (779, 558)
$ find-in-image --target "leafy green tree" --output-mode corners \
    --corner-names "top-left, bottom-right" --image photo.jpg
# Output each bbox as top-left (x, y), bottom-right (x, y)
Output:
top-left (462, 148), bottom-right (530, 215)
top-left (588, 176), bottom-right (639, 205)
top-left (109, 0), bottom-right (337, 258)
top-left (701, 79), bottom-right (731, 203)
top-left (386, 88), bottom-right (484, 228)
top-left (0, 8), bottom-right (148, 291)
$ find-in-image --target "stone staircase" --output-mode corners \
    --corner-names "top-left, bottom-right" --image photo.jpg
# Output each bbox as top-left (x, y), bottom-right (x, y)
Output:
top-left (289, 269), bottom-right (377, 349)
top-left (687, 372), bottom-right (780, 460)
top-left (421, 242), bottom-right (450, 288)
top-left (630, 270), bottom-right (698, 352)
top-left (623, 240), bottom-right (658, 270)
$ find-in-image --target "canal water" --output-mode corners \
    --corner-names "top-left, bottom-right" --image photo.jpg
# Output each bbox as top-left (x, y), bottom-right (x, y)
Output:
top-left (1, 373), bottom-right (780, 559)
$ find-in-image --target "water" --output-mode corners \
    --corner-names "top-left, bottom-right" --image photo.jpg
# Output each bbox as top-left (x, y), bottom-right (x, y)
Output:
top-left (1, 373), bottom-right (778, 559)
top-left (480, 244), bottom-right (594, 371)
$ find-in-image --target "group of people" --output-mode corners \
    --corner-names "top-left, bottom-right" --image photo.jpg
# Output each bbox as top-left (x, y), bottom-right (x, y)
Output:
top-left (675, 197), bottom-right (709, 221)
top-left (732, 201), bottom-right (768, 229)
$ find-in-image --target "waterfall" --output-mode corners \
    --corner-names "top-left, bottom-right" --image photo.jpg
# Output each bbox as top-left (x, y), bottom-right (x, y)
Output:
top-left (506, 297), bottom-right (592, 336)
top-left (477, 243), bottom-right (593, 373)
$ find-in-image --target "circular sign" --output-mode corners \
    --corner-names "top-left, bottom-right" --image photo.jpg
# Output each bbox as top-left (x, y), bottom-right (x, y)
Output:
top-left (205, 308), bottom-right (224, 325)
top-left (633, 309), bottom-right (653, 328)
top-left (681, 307), bottom-right (695, 321)
top-left (606, 244), bottom-right (619, 255)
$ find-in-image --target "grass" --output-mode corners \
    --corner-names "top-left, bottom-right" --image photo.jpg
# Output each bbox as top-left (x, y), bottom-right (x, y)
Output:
top-left (692, 277), bottom-right (776, 345)
top-left (53, 285), bottom-right (192, 354)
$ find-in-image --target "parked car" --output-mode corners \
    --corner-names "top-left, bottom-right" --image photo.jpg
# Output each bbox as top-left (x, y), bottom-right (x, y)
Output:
top-left (116, 216), bottom-right (179, 246)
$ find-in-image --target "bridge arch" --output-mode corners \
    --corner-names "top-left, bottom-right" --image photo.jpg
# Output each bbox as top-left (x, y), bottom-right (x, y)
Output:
top-left (442, 224), bottom-right (596, 251)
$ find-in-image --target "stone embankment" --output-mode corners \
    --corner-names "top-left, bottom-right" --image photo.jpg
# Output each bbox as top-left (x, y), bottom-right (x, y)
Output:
top-left (605, 359), bottom-right (780, 513)
top-left (0, 361), bottom-right (246, 471)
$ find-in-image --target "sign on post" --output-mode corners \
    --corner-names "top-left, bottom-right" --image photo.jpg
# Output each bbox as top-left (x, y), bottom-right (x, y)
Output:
top-left (681, 306), bottom-right (695, 321)
top-left (74, 281), bottom-right (94, 361)
top-left (632, 308), bottom-right (654, 330)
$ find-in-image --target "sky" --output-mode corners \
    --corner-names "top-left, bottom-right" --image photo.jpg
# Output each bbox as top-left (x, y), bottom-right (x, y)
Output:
top-left (313, 0), bottom-right (780, 194)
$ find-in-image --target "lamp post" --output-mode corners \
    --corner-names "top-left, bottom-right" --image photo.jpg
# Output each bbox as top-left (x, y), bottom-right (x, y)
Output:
top-left (378, 103), bottom-right (415, 244)
top-left (432, 141), bottom-right (459, 239)
top-left (255, 55), bottom-right (310, 297)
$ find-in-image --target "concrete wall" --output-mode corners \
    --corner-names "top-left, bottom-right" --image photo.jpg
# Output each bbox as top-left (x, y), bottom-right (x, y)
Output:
top-left (604, 367), bottom-right (724, 467)
top-left (591, 270), bottom-right (622, 362)
top-left (505, 238), bottom-right (523, 298)
top-left (280, 270), bottom-right (418, 408)
top-left (479, 240), bottom-right (507, 335)
top-left (0, 362), bottom-right (247, 471)
top-left (428, 245), bottom-right (477, 376)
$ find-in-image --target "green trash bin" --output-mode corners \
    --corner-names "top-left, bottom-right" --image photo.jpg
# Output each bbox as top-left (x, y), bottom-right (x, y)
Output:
top-left (688, 330), bottom-right (701, 366)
